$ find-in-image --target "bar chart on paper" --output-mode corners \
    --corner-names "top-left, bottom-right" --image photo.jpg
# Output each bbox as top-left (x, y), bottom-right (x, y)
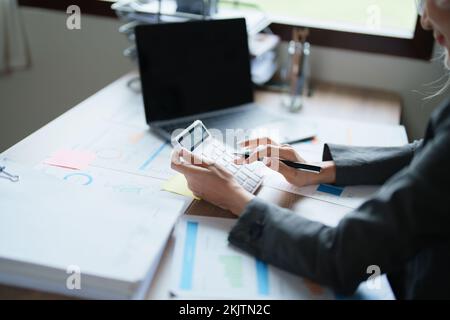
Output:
top-left (171, 216), bottom-right (333, 300)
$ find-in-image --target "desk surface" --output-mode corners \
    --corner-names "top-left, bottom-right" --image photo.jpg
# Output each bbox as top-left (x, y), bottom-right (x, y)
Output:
top-left (0, 72), bottom-right (402, 299)
top-left (255, 83), bottom-right (401, 125)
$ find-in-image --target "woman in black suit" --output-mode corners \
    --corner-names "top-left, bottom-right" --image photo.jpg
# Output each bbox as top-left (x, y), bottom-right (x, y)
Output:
top-left (171, 0), bottom-right (450, 299)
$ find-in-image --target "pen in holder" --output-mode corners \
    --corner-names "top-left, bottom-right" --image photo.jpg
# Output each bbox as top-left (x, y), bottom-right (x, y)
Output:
top-left (282, 28), bottom-right (310, 112)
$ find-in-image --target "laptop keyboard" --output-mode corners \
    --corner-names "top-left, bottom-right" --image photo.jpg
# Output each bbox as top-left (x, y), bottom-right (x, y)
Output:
top-left (160, 108), bottom-right (277, 136)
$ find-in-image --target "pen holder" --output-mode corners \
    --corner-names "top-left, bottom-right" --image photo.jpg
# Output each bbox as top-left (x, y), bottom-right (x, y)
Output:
top-left (282, 28), bottom-right (311, 113)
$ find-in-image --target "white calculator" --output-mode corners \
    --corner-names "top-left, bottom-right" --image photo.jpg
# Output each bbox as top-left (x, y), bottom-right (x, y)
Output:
top-left (172, 120), bottom-right (264, 193)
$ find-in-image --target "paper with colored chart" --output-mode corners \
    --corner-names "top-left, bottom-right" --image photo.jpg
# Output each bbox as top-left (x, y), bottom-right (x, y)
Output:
top-left (263, 172), bottom-right (379, 209)
top-left (43, 123), bottom-right (175, 181)
top-left (35, 163), bottom-right (169, 197)
top-left (83, 125), bottom-right (174, 180)
top-left (170, 215), bottom-right (334, 300)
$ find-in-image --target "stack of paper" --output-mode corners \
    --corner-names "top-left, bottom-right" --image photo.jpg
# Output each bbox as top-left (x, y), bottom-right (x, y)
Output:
top-left (0, 160), bottom-right (187, 299)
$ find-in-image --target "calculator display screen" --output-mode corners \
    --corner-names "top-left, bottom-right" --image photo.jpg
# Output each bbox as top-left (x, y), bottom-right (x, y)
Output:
top-left (177, 123), bottom-right (210, 152)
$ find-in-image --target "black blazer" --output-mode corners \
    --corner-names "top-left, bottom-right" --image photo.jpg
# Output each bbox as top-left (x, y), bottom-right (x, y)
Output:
top-left (229, 97), bottom-right (450, 299)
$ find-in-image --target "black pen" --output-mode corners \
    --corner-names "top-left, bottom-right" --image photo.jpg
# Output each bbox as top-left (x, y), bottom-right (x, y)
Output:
top-left (277, 160), bottom-right (322, 173)
top-left (234, 151), bottom-right (322, 174)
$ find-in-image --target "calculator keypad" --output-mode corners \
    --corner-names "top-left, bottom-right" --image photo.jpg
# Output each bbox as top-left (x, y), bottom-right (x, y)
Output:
top-left (200, 141), bottom-right (264, 194)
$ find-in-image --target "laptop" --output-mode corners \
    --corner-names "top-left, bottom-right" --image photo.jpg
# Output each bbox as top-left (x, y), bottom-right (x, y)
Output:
top-left (135, 18), bottom-right (316, 145)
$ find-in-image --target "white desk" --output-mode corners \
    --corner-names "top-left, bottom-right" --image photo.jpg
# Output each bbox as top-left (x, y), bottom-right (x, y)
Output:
top-left (0, 72), bottom-right (403, 299)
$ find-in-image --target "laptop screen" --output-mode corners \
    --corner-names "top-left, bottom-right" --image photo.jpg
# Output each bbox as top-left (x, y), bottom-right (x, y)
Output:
top-left (135, 18), bottom-right (254, 123)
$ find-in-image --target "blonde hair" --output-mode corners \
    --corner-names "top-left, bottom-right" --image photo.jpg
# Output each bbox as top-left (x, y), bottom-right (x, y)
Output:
top-left (445, 49), bottom-right (450, 70)
top-left (423, 48), bottom-right (450, 100)
top-left (421, 0), bottom-right (450, 99)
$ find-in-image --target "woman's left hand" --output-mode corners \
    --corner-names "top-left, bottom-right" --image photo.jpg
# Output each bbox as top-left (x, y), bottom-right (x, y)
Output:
top-left (171, 148), bottom-right (254, 216)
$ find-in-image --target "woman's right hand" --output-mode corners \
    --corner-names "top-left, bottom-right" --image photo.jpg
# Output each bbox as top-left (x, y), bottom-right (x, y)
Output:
top-left (235, 137), bottom-right (336, 188)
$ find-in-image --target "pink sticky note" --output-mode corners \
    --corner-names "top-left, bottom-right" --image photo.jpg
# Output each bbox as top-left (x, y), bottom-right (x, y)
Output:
top-left (45, 149), bottom-right (96, 170)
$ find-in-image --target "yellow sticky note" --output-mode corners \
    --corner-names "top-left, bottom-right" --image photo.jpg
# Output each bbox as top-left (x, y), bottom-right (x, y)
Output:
top-left (162, 174), bottom-right (200, 200)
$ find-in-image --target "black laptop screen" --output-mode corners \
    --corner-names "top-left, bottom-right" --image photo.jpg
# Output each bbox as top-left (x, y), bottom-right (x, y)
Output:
top-left (135, 18), bottom-right (254, 123)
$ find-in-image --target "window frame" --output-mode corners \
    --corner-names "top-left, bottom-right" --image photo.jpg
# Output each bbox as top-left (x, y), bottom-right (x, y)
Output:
top-left (18, 0), bottom-right (435, 60)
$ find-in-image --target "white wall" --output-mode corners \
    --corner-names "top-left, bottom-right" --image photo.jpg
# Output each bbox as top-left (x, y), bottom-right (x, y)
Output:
top-left (308, 44), bottom-right (449, 140)
top-left (0, 7), bottom-right (448, 152)
top-left (0, 8), bottom-right (133, 152)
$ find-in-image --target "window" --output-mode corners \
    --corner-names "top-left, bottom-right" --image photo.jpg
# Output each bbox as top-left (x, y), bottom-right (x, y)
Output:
top-left (244, 0), bottom-right (418, 39)
top-left (18, 0), bottom-right (434, 60)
